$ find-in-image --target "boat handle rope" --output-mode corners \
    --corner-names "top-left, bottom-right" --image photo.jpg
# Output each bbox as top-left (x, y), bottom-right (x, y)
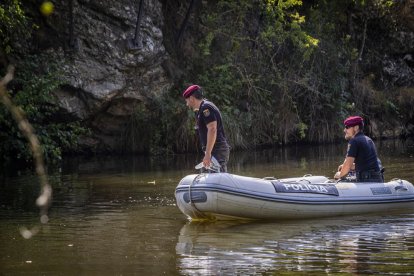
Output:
top-left (390, 178), bottom-right (407, 191)
top-left (188, 174), bottom-right (208, 218)
top-left (390, 178), bottom-right (403, 184)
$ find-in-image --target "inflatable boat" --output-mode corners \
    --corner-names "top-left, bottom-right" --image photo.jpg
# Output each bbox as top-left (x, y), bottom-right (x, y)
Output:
top-left (175, 173), bottom-right (414, 220)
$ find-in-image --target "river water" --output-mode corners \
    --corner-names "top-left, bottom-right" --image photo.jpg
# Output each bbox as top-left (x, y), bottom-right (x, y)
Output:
top-left (1, 140), bottom-right (414, 275)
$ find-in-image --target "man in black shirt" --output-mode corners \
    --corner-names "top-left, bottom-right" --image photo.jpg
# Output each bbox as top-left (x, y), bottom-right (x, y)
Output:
top-left (183, 84), bottom-right (230, 172)
top-left (334, 116), bottom-right (383, 182)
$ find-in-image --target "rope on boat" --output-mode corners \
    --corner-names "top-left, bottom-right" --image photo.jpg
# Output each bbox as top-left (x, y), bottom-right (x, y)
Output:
top-left (188, 174), bottom-right (209, 219)
top-left (390, 178), bottom-right (408, 191)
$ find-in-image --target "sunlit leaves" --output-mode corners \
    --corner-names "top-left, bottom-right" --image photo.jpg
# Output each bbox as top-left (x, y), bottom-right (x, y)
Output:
top-left (0, 0), bottom-right (30, 55)
top-left (260, 0), bottom-right (318, 60)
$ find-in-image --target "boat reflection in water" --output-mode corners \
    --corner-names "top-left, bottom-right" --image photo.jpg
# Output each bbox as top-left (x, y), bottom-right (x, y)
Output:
top-left (176, 215), bottom-right (414, 275)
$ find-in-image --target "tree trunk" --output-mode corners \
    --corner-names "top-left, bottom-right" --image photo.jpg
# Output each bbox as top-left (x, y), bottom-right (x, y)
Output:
top-left (176, 0), bottom-right (196, 45)
top-left (349, 19), bottom-right (367, 92)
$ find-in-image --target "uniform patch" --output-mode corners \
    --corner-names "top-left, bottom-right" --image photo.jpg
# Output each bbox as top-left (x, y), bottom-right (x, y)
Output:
top-left (203, 109), bottom-right (210, 117)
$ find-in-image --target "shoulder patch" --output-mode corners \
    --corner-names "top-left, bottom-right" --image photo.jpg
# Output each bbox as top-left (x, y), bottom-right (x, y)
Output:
top-left (203, 109), bottom-right (210, 117)
top-left (347, 143), bottom-right (351, 152)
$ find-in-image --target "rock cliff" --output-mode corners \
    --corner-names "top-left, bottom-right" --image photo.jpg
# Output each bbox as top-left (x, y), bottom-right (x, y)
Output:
top-left (38, 0), bottom-right (173, 152)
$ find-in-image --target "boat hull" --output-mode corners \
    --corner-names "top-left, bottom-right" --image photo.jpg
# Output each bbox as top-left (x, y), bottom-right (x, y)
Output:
top-left (175, 173), bottom-right (414, 220)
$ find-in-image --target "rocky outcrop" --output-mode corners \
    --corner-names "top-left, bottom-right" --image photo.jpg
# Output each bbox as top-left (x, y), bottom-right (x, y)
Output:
top-left (400, 0), bottom-right (414, 31)
top-left (41, 0), bottom-right (173, 152)
top-left (381, 30), bottom-right (414, 88)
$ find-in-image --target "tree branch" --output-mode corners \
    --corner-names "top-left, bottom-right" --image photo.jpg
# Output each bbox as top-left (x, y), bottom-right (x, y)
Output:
top-left (0, 65), bottom-right (52, 239)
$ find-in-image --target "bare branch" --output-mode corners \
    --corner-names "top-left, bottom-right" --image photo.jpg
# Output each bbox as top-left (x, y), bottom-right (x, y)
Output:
top-left (0, 65), bottom-right (52, 238)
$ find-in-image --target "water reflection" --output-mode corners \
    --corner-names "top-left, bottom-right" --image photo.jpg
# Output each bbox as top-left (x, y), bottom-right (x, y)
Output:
top-left (176, 215), bottom-right (414, 275)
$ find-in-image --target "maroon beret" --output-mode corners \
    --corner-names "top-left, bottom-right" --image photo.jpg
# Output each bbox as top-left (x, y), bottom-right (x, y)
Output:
top-left (182, 85), bottom-right (200, 98)
top-left (344, 116), bottom-right (364, 127)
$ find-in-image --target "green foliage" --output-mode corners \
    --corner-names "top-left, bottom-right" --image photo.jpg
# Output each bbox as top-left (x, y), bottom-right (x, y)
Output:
top-left (260, 0), bottom-right (319, 60)
top-left (0, 0), bottom-right (88, 163)
top-left (0, 0), bottom-right (31, 56)
top-left (197, 64), bottom-right (252, 148)
top-left (179, 0), bottom-right (408, 149)
top-left (123, 0), bottom-right (412, 154)
top-left (122, 89), bottom-right (191, 155)
top-left (191, 0), bottom-right (323, 147)
top-left (395, 88), bottom-right (414, 137)
top-left (0, 54), bottom-right (88, 163)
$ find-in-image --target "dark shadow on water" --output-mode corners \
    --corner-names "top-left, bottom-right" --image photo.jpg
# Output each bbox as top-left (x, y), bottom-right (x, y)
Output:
top-left (1, 138), bottom-right (413, 177)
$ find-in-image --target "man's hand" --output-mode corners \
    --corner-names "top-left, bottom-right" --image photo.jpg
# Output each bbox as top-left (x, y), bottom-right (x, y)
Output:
top-left (335, 157), bottom-right (355, 180)
top-left (203, 152), bottom-right (212, 168)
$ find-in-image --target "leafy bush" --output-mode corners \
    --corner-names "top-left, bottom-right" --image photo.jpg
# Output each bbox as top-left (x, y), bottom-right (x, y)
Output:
top-left (0, 0), bottom-right (88, 163)
top-left (121, 88), bottom-right (192, 155)
top-left (189, 0), bottom-right (322, 147)
top-left (0, 0), bottom-right (30, 56)
top-left (0, 54), bottom-right (88, 163)
top-left (176, 0), bottom-right (408, 149)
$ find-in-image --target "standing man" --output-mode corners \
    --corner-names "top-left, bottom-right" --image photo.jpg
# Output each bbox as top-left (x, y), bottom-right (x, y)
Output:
top-left (183, 84), bottom-right (230, 172)
top-left (334, 116), bottom-right (383, 182)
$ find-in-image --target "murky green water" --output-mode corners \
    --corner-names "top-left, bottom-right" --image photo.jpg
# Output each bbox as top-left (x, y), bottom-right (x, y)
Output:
top-left (1, 140), bottom-right (414, 275)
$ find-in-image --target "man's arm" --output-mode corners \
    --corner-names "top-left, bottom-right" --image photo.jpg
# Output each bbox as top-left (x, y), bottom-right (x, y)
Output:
top-left (203, 121), bottom-right (217, 168)
top-left (334, 156), bottom-right (355, 179)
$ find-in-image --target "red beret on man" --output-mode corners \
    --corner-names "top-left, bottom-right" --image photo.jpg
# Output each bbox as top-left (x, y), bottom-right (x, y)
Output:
top-left (344, 116), bottom-right (364, 127)
top-left (182, 85), bottom-right (201, 98)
